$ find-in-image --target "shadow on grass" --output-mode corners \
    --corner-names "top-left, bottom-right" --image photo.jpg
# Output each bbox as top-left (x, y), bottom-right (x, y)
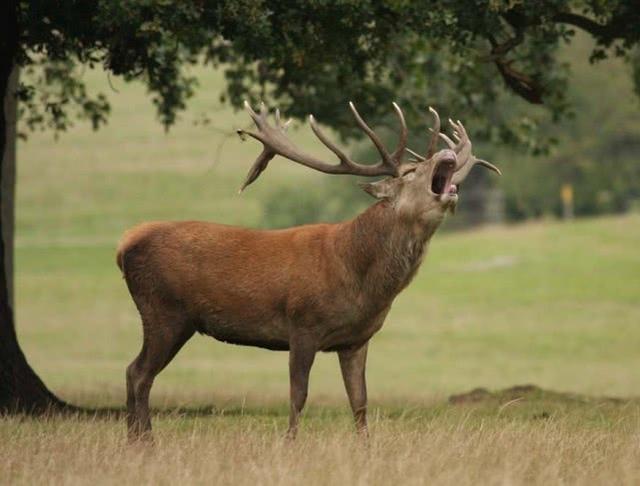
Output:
top-left (13, 384), bottom-right (640, 428)
top-left (67, 403), bottom-right (288, 420)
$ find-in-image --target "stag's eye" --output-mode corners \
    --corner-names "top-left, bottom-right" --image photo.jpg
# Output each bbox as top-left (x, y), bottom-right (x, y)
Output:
top-left (402, 169), bottom-right (417, 181)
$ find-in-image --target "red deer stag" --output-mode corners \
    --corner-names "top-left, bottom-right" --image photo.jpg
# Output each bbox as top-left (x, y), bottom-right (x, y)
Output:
top-left (118, 101), bottom-right (500, 439)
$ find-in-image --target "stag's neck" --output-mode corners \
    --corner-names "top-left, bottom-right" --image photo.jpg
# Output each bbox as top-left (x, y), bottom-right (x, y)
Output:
top-left (337, 202), bottom-right (443, 304)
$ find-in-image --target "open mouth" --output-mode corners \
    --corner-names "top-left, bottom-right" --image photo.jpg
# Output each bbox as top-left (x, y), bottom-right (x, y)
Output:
top-left (431, 159), bottom-right (457, 196)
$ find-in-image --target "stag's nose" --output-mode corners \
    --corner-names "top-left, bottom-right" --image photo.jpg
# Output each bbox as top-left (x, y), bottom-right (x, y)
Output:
top-left (438, 149), bottom-right (457, 163)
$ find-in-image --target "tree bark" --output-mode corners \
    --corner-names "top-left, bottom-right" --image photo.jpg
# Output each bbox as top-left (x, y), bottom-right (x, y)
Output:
top-left (2, 67), bottom-right (17, 309)
top-left (0, 0), bottom-right (66, 414)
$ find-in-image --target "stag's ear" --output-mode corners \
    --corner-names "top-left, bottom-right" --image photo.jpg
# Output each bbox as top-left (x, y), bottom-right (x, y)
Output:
top-left (359, 178), bottom-right (396, 200)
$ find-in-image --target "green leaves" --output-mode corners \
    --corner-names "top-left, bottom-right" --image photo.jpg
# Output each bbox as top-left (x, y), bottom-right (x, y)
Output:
top-left (17, 58), bottom-right (110, 135)
top-left (11, 0), bottom-right (640, 152)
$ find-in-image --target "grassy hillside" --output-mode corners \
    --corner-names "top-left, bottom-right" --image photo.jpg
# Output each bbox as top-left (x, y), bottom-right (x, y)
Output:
top-left (16, 211), bottom-right (640, 406)
top-left (14, 64), bottom-right (640, 404)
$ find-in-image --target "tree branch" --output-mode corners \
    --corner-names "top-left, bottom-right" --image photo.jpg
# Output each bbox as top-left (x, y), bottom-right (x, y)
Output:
top-left (551, 12), bottom-right (619, 42)
top-left (486, 31), bottom-right (544, 104)
top-left (489, 7), bottom-right (630, 105)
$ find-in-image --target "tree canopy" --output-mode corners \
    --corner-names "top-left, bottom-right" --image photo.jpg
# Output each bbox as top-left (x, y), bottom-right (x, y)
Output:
top-left (14, 0), bottom-right (640, 150)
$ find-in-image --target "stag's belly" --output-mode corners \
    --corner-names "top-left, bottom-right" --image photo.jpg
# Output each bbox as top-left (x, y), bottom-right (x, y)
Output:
top-left (196, 306), bottom-right (291, 351)
top-left (205, 330), bottom-right (290, 351)
top-left (195, 298), bottom-right (390, 353)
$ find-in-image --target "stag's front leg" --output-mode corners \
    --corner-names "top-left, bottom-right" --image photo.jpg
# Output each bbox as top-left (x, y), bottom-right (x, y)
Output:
top-left (338, 342), bottom-right (369, 435)
top-left (287, 333), bottom-right (316, 439)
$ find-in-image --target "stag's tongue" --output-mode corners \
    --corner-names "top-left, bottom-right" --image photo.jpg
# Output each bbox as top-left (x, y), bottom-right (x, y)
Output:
top-left (447, 184), bottom-right (457, 194)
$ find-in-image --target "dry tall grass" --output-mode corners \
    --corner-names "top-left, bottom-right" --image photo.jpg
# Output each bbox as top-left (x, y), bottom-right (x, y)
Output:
top-left (3, 394), bottom-right (640, 486)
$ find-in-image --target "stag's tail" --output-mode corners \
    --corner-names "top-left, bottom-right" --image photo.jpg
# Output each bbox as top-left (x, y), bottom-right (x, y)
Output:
top-left (116, 222), bottom-right (164, 279)
top-left (116, 227), bottom-right (141, 278)
top-left (116, 238), bottom-right (127, 278)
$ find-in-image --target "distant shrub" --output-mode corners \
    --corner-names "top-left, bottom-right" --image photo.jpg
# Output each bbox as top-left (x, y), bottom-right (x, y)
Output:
top-left (262, 176), bottom-right (371, 228)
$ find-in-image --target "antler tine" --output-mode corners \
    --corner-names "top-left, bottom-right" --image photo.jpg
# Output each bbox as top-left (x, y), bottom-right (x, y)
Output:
top-left (238, 148), bottom-right (276, 193)
top-left (452, 156), bottom-right (501, 185)
top-left (390, 102), bottom-right (408, 163)
top-left (243, 100), bottom-right (263, 127)
top-left (426, 107), bottom-right (441, 157)
top-left (308, 114), bottom-right (357, 170)
top-left (405, 148), bottom-right (426, 162)
top-left (348, 102), bottom-right (398, 174)
top-left (237, 102), bottom-right (265, 145)
top-left (438, 132), bottom-right (456, 150)
top-left (477, 159), bottom-right (501, 175)
top-left (447, 118), bottom-right (471, 170)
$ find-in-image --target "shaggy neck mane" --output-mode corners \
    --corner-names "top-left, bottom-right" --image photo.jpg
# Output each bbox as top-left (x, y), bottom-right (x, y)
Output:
top-left (336, 201), bottom-right (441, 305)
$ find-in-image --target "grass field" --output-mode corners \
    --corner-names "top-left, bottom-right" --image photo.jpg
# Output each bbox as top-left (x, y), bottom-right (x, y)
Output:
top-left (3, 66), bottom-right (640, 484)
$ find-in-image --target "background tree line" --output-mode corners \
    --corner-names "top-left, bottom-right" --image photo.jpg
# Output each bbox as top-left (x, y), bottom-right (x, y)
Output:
top-left (262, 33), bottom-right (640, 229)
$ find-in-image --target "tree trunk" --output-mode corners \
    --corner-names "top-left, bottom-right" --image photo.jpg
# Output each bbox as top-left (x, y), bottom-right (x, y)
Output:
top-left (3, 67), bottom-right (17, 309)
top-left (0, 0), bottom-right (66, 414)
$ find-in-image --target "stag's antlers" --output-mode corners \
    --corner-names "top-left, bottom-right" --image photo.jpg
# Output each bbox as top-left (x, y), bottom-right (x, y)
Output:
top-left (237, 101), bottom-right (414, 191)
top-left (237, 101), bottom-right (500, 191)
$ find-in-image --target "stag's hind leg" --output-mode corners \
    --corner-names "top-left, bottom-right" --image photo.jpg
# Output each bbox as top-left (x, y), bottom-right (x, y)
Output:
top-left (126, 312), bottom-right (194, 441)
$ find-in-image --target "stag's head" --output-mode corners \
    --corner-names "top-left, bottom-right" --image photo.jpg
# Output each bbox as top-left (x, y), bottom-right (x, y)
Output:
top-left (237, 101), bottom-right (500, 225)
